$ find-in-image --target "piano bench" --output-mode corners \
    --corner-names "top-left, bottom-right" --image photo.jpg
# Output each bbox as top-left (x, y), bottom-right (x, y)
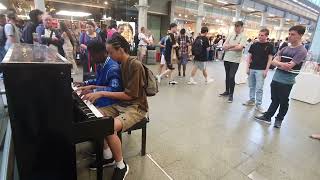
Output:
top-left (117, 117), bottom-right (149, 156)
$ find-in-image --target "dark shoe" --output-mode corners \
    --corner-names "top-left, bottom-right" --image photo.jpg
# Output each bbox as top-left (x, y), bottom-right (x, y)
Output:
top-left (178, 72), bottom-right (181, 76)
top-left (112, 163), bottom-right (129, 180)
top-left (255, 115), bottom-right (271, 124)
top-left (227, 95), bottom-right (233, 103)
top-left (274, 120), bottom-right (282, 128)
top-left (183, 72), bottom-right (186, 77)
top-left (219, 91), bottom-right (229, 97)
top-left (89, 158), bottom-right (116, 170)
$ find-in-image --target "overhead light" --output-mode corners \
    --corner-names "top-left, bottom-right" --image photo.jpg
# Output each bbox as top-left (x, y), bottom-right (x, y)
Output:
top-left (217, 0), bottom-right (228, 4)
top-left (184, 15), bottom-right (188, 18)
top-left (56, 10), bottom-right (91, 17)
top-left (179, 14), bottom-right (181, 17)
top-left (18, 15), bottom-right (30, 20)
top-left (0, 3), bottom-right (7, 10)
top-left (104, 1), bottom-right (108, 5)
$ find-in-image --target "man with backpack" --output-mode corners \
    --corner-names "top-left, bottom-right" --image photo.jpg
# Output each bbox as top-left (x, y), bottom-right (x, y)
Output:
top-left (0, 14), bottom-right (6, 61)
top-left (22, 9), bottom-right (43, 44)
top-left (157, 23), bottom-right (178, 85)
top-left (187, 26), bottom-right (214, 85)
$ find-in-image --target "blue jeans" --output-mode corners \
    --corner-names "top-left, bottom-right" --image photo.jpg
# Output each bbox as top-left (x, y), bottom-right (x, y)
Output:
top-left (248, 69), bottom-right (265, 106)
top-left (0, 46), bottom-right (6, 62)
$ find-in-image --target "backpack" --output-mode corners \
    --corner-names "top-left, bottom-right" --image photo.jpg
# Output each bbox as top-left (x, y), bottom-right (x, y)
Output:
top-left (142, 64), bottom-right (158, 96)
top-left (134, 33), bottom-right (139, 46)
top-left (192, 36), bottom-right (203, 57)
top-left (129, 59), bottom-right (159, 97)
top-left (0, 28), bottom-right (6, 46)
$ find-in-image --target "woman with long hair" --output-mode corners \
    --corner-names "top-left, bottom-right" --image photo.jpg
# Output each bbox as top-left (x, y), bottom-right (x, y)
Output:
top-left (59, 21), bottom-right (78, 74)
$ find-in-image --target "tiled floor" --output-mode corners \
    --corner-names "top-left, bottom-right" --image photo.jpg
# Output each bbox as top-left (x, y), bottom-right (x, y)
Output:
top-left (74, 61), bottom-right (320, 180)
top-left (1, 60), bottom-right (320, 180)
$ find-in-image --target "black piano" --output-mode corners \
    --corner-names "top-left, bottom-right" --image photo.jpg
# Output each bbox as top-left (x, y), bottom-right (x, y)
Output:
top-left (0, 44), bottom-right (113, 180)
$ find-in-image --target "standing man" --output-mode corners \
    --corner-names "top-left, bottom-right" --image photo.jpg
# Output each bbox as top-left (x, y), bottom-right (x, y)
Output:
top-left (22, 9), bottom-right (43, 44)
top-left (157, 23), bottom-right (178, 85)
top-left (219, 21), bottom-right (247, 103)
top-left (4, 12), bottom-right (21, 51)
top-left (0, 14), bottom-right (6, 61)
top-left (137, 27), bottom-right (149, 62)
top-left (177, 28), bottom-right (190, 77)
top-left (187, 26), bottom-right (214, 85)
top-left (36, 14), bottom-right (65, 57)
top-left (255, 25), bottom-right (308, 128)
top-left (243, 28), bottom-right (273, 112)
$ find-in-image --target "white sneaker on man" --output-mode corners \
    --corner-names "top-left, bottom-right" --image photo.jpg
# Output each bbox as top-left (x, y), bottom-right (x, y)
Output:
top-left (156, 75), bottom-right (161, 83)
top-left (187, 78), bottom-right (198, 85)
top-left (169, 80), bottom-right (178, 85)
top-left (255, 105), bottom-right (264, 113)
top-left (187, 80), bottom-right (198, 85)
top-left (205, 78), bottom-right (214, 84)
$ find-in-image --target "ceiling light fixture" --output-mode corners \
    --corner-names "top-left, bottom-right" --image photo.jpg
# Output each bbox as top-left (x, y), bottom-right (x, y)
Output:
top-left (217, 0), bottom-right (228, 4)
top-left (56, 10), bottom-right (91, 17)
top-left (104, 1), bottom-right (108, 5)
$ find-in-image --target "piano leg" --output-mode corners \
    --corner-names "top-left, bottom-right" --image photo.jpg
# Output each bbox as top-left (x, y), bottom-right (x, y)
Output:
top-left (95, 139), bottom-right (104, 180)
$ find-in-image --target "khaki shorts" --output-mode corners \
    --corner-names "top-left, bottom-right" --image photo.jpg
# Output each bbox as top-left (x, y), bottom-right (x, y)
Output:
top-left (194, 61), bottom-right (207, 71)
top-left (99, 104), bottom-right (147, 132)
top-left (138, 46), bottom-right (147, 56)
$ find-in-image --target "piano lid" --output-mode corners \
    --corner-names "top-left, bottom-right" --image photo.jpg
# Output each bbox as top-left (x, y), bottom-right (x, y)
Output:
top-left (1, 43), bottom-right (70, 64)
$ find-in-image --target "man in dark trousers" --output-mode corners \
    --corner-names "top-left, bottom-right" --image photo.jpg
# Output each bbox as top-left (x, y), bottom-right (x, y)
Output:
top-left (255, 25), bottom-right (308, 128)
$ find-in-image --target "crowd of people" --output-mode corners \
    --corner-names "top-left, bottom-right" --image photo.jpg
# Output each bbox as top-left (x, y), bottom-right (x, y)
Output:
top-left (152, 20), bottom-right (311, 130)
top-left (0, 8), bottom-right (320, 180)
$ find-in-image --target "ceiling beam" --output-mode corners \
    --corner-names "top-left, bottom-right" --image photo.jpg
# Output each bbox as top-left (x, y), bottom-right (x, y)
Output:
top-left (46, 0), bottom-right (106, 9)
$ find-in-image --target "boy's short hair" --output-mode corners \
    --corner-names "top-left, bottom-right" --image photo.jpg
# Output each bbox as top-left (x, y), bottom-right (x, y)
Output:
top-left (289, 25), bottom-right (306, 36)
top-left (201, 27), bottom-right (209, 33)
top-left (260, 28), bottom-right (270, 36)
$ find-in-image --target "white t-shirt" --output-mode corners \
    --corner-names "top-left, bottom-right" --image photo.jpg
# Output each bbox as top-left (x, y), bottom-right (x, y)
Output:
top-left (138, 33), bottom-right (148, 46)
top-left (4, 23), bottom-right (20, 50)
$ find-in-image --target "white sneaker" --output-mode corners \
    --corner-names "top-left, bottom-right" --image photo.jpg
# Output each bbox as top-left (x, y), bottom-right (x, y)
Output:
top-left (169, 80), bottom-right (178, 85)
top-left (187, 80), bottom-right (198, 85)
top-left (243, 100), bottom-right (255, 106)
top-left (156, 75), bottom-right (161, 83)
top-left (255, 105), bottom-right (264, 113)
top-left (205, 78), bottom-right (214, 84)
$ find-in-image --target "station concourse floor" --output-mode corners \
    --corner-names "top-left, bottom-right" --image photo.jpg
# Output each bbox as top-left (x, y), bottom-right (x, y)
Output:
top-left (4, 60), bottom-right (319, 180)
top-left (74, 60), bottom-right (320, 180)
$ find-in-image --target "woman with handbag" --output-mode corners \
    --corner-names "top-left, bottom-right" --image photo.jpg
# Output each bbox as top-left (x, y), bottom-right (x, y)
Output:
top-left (79, 21), bottom-right (102, 80)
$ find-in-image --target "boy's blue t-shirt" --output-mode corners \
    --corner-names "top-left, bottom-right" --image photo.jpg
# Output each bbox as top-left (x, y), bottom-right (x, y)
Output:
top-left (85, 57), bottom-right (123, 107)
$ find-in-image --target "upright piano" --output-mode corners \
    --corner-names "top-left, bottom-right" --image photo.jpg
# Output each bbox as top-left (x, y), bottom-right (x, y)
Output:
top-left (0, 44), bottom-right (113, 180)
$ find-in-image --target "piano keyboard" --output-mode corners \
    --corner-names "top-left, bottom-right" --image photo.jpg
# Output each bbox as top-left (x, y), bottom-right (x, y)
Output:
top-left (71, 83), bottom-right (103, 118)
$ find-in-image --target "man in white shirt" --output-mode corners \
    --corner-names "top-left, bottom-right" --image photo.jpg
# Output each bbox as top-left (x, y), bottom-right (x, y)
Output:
top-left (4, 12), bottom-right (20, 51)
top-left (137, 27), bottom-right (149, 62)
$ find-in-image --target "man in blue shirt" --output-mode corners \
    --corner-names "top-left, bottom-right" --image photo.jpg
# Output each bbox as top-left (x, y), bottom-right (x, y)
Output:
top-left (75, 41), bottom-right (122, 108)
